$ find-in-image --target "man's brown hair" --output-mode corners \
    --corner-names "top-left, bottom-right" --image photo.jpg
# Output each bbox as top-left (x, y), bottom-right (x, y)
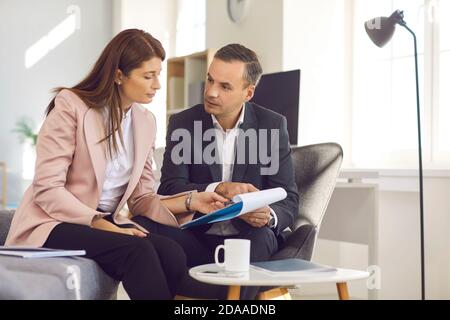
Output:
top-left (214, 44), bottom-right (263, 87)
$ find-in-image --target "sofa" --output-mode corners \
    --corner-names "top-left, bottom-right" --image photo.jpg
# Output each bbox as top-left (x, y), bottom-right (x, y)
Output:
top-left (0, 209), bottom-right (228, 300)
top-left (0, 209), bottom-right (119, 300)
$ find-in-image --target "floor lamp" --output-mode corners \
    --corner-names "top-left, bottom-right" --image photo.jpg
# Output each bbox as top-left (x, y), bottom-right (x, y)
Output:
top-left (365, 10), bottom-right (425, 300)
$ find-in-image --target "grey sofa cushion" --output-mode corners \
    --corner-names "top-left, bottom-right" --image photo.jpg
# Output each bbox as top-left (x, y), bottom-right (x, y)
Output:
top-left (0, 210), bottom-right (118, 299)
top-left (0, 255), bottom-right (118, 300)
top-left (0, 264), bottom-right (28, 299)
top-left (0, 263), bottom-right (71, 299)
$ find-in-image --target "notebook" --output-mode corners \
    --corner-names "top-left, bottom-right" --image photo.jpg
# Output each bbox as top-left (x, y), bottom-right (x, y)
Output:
top-left (0, 246), bottom-right (86, 259)
top-left (251, 258), bottom-right (337, 276)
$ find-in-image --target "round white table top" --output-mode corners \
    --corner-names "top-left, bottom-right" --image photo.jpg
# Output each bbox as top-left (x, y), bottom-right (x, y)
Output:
top-left (189, 263), bottom-right (370, 286)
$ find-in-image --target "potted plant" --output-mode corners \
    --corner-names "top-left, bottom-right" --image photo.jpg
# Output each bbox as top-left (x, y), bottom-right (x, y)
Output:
top-left (12, 117), bottom-right (38, 180)
top-left (12, 117), bottom-right (38, 146)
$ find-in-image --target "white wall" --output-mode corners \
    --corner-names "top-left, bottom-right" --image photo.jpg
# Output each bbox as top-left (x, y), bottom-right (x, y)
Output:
top-left (423, 177), bottom-right (450, 299)
top-left (373, 173), bottom-right (450, 298)
top-left (0, 0), bottom-right (112, 206)
top-left (283, 0), bottom-right (352, 161)
top-left (205, 0), bottom-right (283, 74)
top-left (379, 180), bottom-right (450, 300)
top-left (377, 190), bottom-right (422, 299)
top-left (113, 0), bottom-right (177, 148)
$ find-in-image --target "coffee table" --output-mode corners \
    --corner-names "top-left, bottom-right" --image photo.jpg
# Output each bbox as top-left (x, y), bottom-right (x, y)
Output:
top-left (189, 263), bottom-right (370, 300)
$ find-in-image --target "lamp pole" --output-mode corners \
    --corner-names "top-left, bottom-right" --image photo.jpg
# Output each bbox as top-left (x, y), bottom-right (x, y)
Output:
top-left (402, 24), bottom-right (425, 301)
top-left (365, 10), bottom-right (425, 300)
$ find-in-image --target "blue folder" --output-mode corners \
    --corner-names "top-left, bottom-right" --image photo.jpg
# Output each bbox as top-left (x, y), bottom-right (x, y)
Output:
top-left (180, 201), bottom-right (244, 229)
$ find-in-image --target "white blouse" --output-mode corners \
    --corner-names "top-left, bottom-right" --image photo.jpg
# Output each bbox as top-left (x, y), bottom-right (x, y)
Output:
top-left (97, 108), bottom-right (134, 213)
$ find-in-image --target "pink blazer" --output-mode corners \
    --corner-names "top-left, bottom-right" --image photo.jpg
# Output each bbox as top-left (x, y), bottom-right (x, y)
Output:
top-left (6, 89), bottom-right (194, 247)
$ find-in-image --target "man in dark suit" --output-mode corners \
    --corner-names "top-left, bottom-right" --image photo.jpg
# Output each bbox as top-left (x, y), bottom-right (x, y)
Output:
top-left (135, 44), bottom-right (299, 298)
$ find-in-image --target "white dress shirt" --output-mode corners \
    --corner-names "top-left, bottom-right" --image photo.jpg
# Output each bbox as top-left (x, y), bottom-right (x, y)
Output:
top-left (97, 108), bottom-right (134, 213)
top-left (205, 104), bottom-right (278, 235)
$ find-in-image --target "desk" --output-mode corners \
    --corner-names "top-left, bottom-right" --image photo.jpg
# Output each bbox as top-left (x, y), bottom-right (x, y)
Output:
top-left (189, 263), bottom-right (369, 300)
top-left (317, 170), bottom-right (380, 299)
top-left (320, 182), bottom-right (379, 268)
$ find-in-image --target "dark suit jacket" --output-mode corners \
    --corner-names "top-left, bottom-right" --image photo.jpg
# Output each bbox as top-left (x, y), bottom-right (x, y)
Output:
top-left (158, 102), bottom-right (299, 237)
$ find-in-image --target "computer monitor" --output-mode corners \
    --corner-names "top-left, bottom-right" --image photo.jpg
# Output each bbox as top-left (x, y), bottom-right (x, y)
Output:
top-left (250, 69), bottom-right (300, 145)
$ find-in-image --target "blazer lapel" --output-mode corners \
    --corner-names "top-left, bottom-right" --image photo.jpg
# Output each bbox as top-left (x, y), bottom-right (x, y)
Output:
top-left (84, 108), bottom-right (107, 199)
top-left (232, 102), bottom-right (257, 182)
top-left (200, 109), bottom-right (222, 181)
top-left (114, 104), bottom-right (153, 215)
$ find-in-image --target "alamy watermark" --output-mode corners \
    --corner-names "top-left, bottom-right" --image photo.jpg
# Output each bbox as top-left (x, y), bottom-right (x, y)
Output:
top-left (366, 0), bottom-right (439, 31)
top-left (170, 121), bottom-right (280, 175)
top-left (367, 265), bottom-right (381, 290)
top-left (66, 265), bottom-right (81, 300)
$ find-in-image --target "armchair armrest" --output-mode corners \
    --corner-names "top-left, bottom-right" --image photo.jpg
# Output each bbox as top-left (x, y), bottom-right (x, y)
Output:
top-left (271, 224), bottom-right (317, 261)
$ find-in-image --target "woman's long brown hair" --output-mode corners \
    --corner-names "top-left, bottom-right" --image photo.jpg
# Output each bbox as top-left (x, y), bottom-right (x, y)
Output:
top-left (45, 29), bottom-right (165, 158)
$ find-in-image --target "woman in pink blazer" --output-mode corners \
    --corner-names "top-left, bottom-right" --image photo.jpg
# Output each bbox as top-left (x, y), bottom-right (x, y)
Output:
top-left (5, 29), bottom-right (227, 300)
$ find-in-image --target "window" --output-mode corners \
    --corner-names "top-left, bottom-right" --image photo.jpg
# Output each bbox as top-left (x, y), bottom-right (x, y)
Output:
top-left (175, 0), bottom-right (206, 56)
top-left (435, 0), bottom-right (450, 159)
top-left (352, 0), bottom-right (448, 169)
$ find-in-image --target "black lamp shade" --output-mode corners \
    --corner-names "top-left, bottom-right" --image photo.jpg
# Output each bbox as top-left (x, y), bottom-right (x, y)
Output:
top-left (365, 10), bottom-right (405, 48)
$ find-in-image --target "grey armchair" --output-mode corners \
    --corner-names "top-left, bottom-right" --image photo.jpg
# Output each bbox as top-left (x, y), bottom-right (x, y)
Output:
top-left (257, 142), bottom-right (343, 299)
top-left (274, 142), bottom-right (343, 259)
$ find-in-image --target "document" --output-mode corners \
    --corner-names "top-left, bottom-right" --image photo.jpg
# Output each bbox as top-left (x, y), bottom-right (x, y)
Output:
top-left (180, 187), bottom-right (287, 229)
top-left (250, 258), bottom-right (337, 276)
top-left (0, 246), bottom-right (86, 259)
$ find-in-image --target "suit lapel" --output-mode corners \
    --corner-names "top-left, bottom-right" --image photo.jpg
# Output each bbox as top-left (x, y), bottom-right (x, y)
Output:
top-left (200, 108), bottom-right (222, 181)
top-left (232, 102), bottom-right (257, 182)
top-left (114, 104), bottom-right (153, 215)
top-left (84, 108), bottom-right (107, 199)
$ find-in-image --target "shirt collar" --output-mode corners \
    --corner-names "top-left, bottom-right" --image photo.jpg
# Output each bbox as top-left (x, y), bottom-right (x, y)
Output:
top-left (211, 103), bottom-right (246, 131)
top-left (123, 106), bottom-right (132, 120)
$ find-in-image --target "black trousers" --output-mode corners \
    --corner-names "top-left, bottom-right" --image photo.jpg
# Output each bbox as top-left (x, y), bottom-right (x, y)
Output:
top-left (43, 218), bottom-right (187, 300)
top-left (131, 215), bottom-right (278, 299)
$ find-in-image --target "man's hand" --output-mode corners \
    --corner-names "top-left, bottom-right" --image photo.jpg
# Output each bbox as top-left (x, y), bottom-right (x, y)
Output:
top-left (91, 217), bottom-right (147, 237)
top-left (239, 206), bottom-right (271, 228)
top-left (215, 182), bottom-right (259, 199)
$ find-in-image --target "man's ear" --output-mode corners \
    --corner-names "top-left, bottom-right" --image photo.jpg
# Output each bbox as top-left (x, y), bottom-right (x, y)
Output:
top-left (244, 84), bottom-right (256, 102)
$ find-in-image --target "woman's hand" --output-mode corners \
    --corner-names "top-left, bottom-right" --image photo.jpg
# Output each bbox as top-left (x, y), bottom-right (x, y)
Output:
top-left (190, 192), bottom-right (228, 214)
top-left (91, 217), bottom-right (147, 237)
top-left (116, 227), bottom-right (147, 237)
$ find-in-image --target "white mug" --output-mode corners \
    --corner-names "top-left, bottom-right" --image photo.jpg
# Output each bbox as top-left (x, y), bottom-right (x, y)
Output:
top-left (214, 239), bottom-right (251, 273)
